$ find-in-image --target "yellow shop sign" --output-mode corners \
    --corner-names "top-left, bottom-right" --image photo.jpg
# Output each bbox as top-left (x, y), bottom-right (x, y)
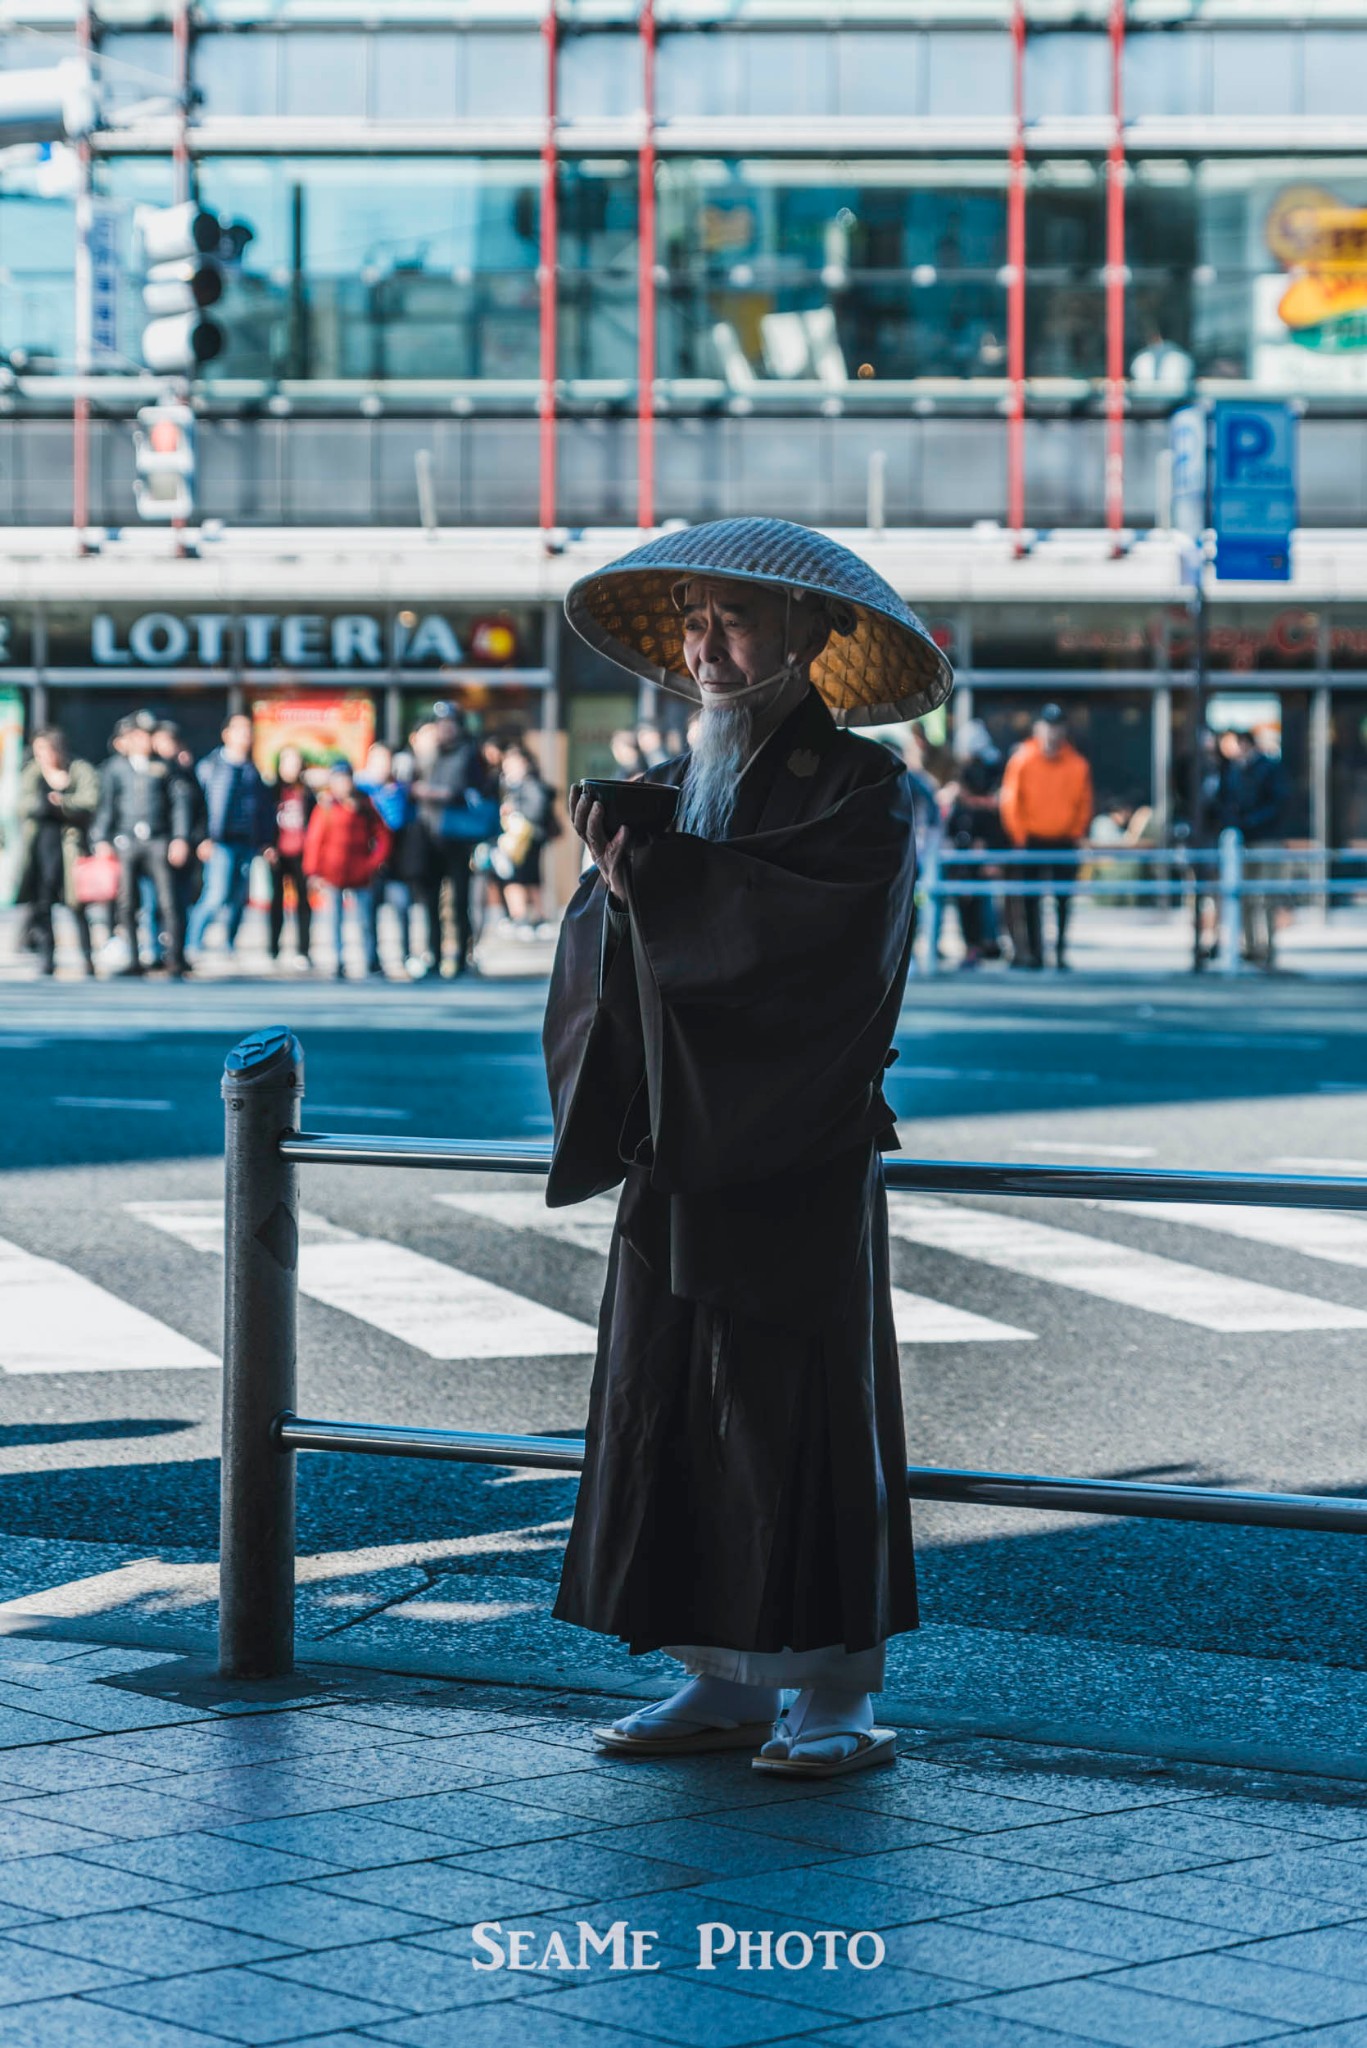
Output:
top-left (1267, 184), bottom-right (1367, 341)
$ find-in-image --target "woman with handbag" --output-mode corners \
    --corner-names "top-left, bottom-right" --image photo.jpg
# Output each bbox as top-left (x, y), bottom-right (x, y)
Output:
top-left (17, 729), bottom-right (100, 977)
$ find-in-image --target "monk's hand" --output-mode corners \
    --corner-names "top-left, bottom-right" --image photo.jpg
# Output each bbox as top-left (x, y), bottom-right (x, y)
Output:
top-left (571, 787), bottom-right (630, 902)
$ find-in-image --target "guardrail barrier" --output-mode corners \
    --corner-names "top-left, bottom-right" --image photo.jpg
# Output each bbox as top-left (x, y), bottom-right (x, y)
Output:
top-left (921, 832), bottom-right (1367, 976)
top-left (220, 1026), bottom-right (1367, 1678)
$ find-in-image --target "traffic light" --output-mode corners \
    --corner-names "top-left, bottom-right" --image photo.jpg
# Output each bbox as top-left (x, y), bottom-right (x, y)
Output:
top-left (133, 400), bottom-right (196, 522)
top-left (135, 202), bottom-right (226, 375)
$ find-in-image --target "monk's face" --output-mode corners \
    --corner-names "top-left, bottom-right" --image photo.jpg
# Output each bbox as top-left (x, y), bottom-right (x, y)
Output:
top-left (680, 580), bottom-right (794, 701)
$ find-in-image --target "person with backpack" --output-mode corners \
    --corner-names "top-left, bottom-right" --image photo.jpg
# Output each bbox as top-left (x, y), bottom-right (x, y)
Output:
top-left (265, 744), bottom-right (316, 969)
top-left (302, 760), bottom-right (393, 979)
top-left (408, 703), bottom-right (497, 978)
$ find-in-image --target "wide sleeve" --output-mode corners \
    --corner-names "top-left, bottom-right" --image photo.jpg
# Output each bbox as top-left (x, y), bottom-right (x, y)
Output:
top-left (620, 767), bottom-right (916, 1195)
top-left (542, 866), bottom-right (649, 1207)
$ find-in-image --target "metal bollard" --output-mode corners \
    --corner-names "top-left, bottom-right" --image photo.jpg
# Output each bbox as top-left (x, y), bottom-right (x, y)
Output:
top-left (219, 1028), bottom-right (304, 1679)
top-left (1218, 828), bottom-right (1243, 977)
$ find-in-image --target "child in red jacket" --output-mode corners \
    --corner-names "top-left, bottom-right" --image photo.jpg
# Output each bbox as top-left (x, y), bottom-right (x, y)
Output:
top-left (303, 761), bottom-right (393, 979)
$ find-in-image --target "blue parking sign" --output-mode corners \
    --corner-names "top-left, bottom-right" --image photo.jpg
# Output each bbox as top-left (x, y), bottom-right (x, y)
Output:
top-left (1212, 401), bottom-right (1296, 582)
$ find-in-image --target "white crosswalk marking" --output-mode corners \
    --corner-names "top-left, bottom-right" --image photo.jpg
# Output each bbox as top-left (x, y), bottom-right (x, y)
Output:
top-left (1101, 1200), bottom-right (1367, 1273)
top-left (0, 1236), bottom-right (215, 1374)
top-left (126, 1202), bottom-right (596, 1360)
top-left (436, 1192), bottom-right (1034, 1346)
top-left (885, 1196), bottom-right (1367, 1334)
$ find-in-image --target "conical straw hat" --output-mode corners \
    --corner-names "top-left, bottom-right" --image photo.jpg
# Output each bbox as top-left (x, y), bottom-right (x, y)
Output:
top-left (564, 517), bottom-right (953, 727)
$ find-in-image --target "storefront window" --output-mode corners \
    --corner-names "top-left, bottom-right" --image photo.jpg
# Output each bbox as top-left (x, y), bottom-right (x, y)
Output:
top-left (195, 158), bottom-right (541, 383)
top-left (0, 162), bottom-right (74, 374)
top-left (1328, 609), bottom-right (1367, 672)
top-left (1330, 694), bottom-right (1367, 846)
top-left (1027, 163), bottom-right (1105, 380)
top-left (1167, 604), bottom-right (1321, 675)
top-left (658, 160), bottom-right (1008, 388)
top-left (559, 160), bottom-right (637, 383)
top-left (970, 605), bottom-right (1162, 672)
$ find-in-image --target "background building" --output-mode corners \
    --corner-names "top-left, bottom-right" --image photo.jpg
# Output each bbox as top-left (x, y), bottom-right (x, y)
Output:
top-left (3, 0), bottom-right (1367, 873)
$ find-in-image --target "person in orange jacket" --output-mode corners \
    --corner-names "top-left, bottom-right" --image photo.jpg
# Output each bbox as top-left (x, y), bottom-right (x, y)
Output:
top-left (999, 703), bottom-right (1094, 971)
top-left (303, 761), bottom-right (393, 980)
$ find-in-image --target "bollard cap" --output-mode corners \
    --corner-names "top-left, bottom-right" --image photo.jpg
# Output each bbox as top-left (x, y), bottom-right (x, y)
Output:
top-left (222, 1027), bottom-right (304, 1098)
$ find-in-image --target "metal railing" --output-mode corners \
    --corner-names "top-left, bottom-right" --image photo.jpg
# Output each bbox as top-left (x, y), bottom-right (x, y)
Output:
top-left (921, 833), bottom-right (1367, 976)
top-left (220, 1025), bottom-right (1367, 1679)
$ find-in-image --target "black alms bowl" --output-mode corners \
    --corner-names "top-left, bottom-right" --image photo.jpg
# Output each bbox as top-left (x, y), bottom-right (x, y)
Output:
top-left (575, 778), bottom-right (680, 837)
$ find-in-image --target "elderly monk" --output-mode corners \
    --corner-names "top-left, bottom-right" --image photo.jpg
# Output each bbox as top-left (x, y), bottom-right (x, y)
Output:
top-left (542, 517), bottom-right (953, 1778)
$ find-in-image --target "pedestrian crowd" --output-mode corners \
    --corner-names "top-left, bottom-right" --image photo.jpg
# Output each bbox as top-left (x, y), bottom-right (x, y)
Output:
top-left (13, 701), bottom-right (561, 980)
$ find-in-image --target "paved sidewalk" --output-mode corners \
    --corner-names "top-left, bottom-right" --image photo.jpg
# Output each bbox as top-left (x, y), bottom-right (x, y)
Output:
top-left (1, 1635), bottom-right (1367, 2043)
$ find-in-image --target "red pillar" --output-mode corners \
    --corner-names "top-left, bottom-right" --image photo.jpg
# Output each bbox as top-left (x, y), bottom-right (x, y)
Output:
top-left (1104, 0), bottom-right (1127, 542)
top-left (1006, 0), bottom-right (1026, 539)
top-left (538, 6), bottom-right (558, 535)
top-left (637, 0), bottom-right (658, 532)
top-left (72, 0), bottom-right (92, 542)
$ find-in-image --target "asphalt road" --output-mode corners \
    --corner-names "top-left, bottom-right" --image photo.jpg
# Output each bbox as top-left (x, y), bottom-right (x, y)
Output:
top-left (3, 969), bottom-right (1367, 1685)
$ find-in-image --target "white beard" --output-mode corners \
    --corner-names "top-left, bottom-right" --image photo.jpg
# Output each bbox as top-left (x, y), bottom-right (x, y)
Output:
top-left (676, 698), bottom-right (753, 842)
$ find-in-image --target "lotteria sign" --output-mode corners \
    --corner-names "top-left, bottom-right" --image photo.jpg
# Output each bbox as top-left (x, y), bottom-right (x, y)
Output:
top-left (88, 610), bottom-right (521, 669)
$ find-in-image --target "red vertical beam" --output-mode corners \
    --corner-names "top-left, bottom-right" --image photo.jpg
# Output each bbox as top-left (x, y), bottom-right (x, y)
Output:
top-left (1104, 0), bottom-right (1126, 541)
top-left (72, 0), bottom-right (92, 541)
top-left (1006, 0), bottom-right (1026, 539)
top-left (538, 5), bottom-right (558, 535)
top-left (637, 0), bottom-right (657, 532)
top-left (173, 0), bottom-right (190, 206)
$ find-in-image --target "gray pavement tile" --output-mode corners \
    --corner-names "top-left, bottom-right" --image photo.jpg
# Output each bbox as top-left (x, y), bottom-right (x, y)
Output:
top-left (0, 1853), bottom-right (189, 1918)
top-left (821, 1779), bottom-right (1076, 1836)
top-left (395, 1734), bottom-right (597, 1786)
top-left (581, 1818), bottom-right (848, 1878)
top-left (942, 1898), bottom-right (1241, 1964)
top-left (154, 1766), bottom-right (398, 1820)
top-left (7, 1786), bottom-right (238, 1843)
top-left (0, 1686), bottom-right (204, 1736)
top-left (447, 1838), bottom-right (707, 1903)
top-left (191, 1716), bottom-right (414, 1765)
top-left (0, 1938), bottom-right (137, 2006)
top-left (411, 1888), bottom-right (753, 1965)
top-left (529, 1970), bottom-right (829, 2045)
top-left (7, 1905), bottom-right (292, 1973)
top-left (0, 1997), bottom-right (228, 2048)
top-left (364, 2006), bottom-right (612, 2048)
top-left (161, 1883), bottom-right (444, 1948)
top-left (1202, 1847), bottom-right (1367, 1908)
top-left (299, 1748), bottom-right (487, 1802)
top-left (0, 1705), bottom-right (98, 1748)
top-left (878, 1922), bottom-right (1114, 1990)
top-left (478, 1771), bottom-right (722, 1825)
top-left (59, 1730), bottom-right (260, 1774)
top-left (961, 1812), bottom-right (1293, 1883)
top-left (706, 1804), bottom-right (970, 1855)
top-left (838, 1765), bottom-right (1189, 1820)
top-left (0, 1749), bottom-right (171, 1794)
top-left (74, 1831), bottom-right (338, 1893)
top-left (970, 1982), bottom-right (1288, 2045)
top-left (259, 1936), bottom-right (570, 2014)
top-left (1235, 1922), bottom-right (1367, 1983)
top-left (210, 1811), bottom-right (460, 1869)
top-left (1158, 1795), bottom-right (1367, 1844)
top-left (313, 1704), bottom-right (552, 1740)
top-left (807, 2012), bottom-right (1113, 2047)
top-left (90, 1965), bottom-right (403, 2042)
top-left (682, 1954), bottom-right (978, 2021)
top-left (1083, 1871), bottom-right (1367, 1937)
top-left (819, 1846), bottom-right (1083, 1906)
top-left (351, 1792), bottom-right (587, 1847)
top-left (0, 1808), bottom-right (111, 1859)
top-left (1112, 1951), bottom-right (1367, 2026)
top-left (317, 1861), bottom-right (576, 1923)
top-left (1289, 2026), bottom-right (1367, 2046)
top-left (692, 1867), bottom-right (958, 1931)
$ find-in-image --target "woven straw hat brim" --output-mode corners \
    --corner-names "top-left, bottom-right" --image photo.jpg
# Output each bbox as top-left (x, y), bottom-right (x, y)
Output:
top-left (564, 519), bottom-right (954, 728)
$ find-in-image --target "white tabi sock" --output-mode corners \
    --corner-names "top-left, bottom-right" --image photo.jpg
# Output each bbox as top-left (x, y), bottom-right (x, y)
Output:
top-left (610, 1675), bottom-right (782, 1737)
top-left (759, 1686), bottom-right (875, 1762)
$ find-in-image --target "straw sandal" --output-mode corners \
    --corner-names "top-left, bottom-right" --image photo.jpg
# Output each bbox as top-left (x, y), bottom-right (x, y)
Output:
top-left (751, 1721), bottom-right (897, 1779)
top-left (592, 1718), bottom-right (774, 1757)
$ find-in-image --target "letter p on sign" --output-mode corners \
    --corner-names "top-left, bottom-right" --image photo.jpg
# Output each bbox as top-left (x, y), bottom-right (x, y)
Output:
top-left (1225, 412), bottom-right (1274, 483)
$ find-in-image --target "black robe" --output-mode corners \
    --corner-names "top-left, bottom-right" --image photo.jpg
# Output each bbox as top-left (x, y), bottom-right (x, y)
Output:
top-left (542, 687), bottom-right (919, 1657)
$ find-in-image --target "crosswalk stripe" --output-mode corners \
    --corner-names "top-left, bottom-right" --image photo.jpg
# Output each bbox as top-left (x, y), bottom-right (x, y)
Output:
top-left (436, 1192), bottom-right (1035, 1346)
top-left (0, 1236), bottom-right (215, 1374)
top-left (1101, 1200), bottom-right (1367, 1273)
top-left (125, 1202), bottom-right (596, 1361)
top-left (885, 1196), bottom-right (1367, 1334)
